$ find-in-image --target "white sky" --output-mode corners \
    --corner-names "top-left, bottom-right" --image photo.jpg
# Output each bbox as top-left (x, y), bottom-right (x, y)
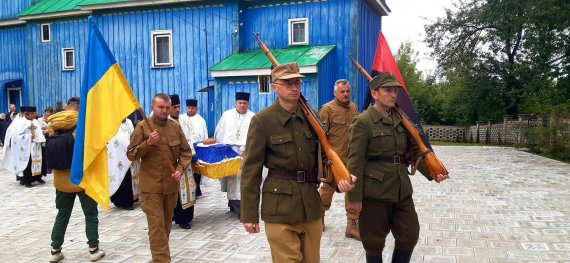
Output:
top-left (381, 0), bottom-right (456, 76)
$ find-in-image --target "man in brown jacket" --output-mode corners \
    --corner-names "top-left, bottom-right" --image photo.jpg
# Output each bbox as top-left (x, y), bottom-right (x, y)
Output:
top-left (347, 73), bottom-right (448, 263)
top-left (240, 62), bottom-right (355, 262)
top-left (127, 93), bottom-right (193, 263)
top-left (319, 79), bottom-right (360, 240)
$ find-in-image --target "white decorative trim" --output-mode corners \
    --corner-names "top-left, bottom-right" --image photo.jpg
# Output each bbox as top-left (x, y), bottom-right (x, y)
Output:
top-left (151, 30), bottom-right (174, 68)
top-left (18, 10), bottom-right (92, 21)
top-left (40, 23), bottom-right (50, 43)
top-left (62, 48), bottom-right (75, 71)
top-left (0, 19), bottom-right (26, 27)
top-left (288, 18), bottom-right (309, 46)
top-left (211, 66), bottom-right (317, 78)
top-left (375, 0), bottom-right (390, 15)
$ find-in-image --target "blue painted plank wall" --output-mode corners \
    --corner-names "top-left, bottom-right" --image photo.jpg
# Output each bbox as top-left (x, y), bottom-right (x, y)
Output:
top-left (355, 0), bottom-right (381, 110)
top-left (239, 0), bottom-right (352, 107)
top-left (239, 0), bottom-right (381, 110)
top-left (0, 0), bottom-right (33, 20)
top-left (0, 26), bottom-right (28, 112)
top-left (25, 3), bottom-right (238, 129)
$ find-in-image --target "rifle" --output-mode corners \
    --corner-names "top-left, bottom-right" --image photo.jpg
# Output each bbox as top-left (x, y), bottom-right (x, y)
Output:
top-left (254, 33), bottom-right (351, 185)
top-left (348, 55), bottom-right (448, 180)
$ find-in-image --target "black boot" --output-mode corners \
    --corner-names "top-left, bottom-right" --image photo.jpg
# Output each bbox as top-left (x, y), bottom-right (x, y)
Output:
top-left (366, 255), bottom-right (382, 263)
top-left (391, 249), bottom-right (413, 263)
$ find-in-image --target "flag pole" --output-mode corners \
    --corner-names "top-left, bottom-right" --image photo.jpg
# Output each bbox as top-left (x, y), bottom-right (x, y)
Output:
top-left (136, 108), bottom-right (176, 173)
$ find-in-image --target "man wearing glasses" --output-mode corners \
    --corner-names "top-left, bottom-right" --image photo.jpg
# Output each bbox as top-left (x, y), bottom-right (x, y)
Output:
top-left (240, 62), bottom-right (355, 262)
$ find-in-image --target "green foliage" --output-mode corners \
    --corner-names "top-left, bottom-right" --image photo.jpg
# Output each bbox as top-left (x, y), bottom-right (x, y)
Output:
top-left (424, 0), bottom-right (570, 118)
top-left (395, 42), bottom-right (446, 124)
top-left (520, 105), bottom-right (570, 162)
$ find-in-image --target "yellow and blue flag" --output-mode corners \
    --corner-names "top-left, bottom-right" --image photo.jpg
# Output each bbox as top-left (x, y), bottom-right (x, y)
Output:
top-left (71, 16), bottom-right (141, 210)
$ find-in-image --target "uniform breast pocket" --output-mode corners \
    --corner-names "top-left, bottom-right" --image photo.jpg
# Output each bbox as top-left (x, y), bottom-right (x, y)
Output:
top-left (303, 130), bottom-right (316, 152)
top-left (168, 139), bottom-right (181, 158)
top-left (269, 133), bottom-right (292, 156)
top-left (261, 181), bottom-right (293, 216)
top-left (371, 128), bottom-right (395, 151)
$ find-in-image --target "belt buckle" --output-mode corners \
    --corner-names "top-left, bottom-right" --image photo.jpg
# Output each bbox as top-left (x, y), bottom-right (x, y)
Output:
top-left (297, 171), bottom-right (306, 182)
top-left (393, 156), bottom-right (401, 164)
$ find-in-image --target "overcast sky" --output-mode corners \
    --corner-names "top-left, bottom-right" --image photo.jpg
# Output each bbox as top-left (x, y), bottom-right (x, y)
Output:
top-left (381, 0), bottom-right (456, 76)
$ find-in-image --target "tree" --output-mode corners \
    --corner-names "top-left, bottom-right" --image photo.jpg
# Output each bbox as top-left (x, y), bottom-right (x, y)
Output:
top-left (425, 0), bottom-right (570, 117)
top-left (395, 42), bottom-right (445, 124)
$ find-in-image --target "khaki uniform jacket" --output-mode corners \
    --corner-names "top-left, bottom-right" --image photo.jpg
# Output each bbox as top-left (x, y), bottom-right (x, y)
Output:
top-left (347, 106), bottom-right (431, 203)
top-left (241, 101), bottom-right (321, 224)
top-left (319, 99), bottom-right (358, 165)
top-left (127, 117), bottom-right (193, 194)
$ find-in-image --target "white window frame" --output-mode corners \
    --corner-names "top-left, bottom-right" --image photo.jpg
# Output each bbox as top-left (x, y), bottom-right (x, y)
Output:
top-left (288, 18), bottom-right (309, 46)
top-left (61, 48), bottom-right (75, 71)
top-left (151, 30), bottom-right (174, 68)
top-left (40, 23), bottom-right (51, 43)
top-left (258, 75), bottom-right (271, 94)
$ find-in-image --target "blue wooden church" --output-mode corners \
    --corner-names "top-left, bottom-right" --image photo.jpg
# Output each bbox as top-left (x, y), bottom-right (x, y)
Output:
top-left (0, 0), bottom-right (390, 132)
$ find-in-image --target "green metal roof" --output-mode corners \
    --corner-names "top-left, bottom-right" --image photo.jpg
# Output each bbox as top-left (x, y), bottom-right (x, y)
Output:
top-left (210, 45), bottom-right (336, 71)
top-left (18, 0), bottom-right (128, 17)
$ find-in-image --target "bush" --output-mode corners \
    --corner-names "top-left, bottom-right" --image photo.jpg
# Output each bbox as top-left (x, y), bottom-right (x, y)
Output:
top-left (520, 106), bottom-right (570, 163)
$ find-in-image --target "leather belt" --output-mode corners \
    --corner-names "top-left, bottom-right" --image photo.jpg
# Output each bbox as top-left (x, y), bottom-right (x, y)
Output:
top-left (267, 169), bottom-right (318, 183)
top-left (367, 155), bottom-right (406, 164)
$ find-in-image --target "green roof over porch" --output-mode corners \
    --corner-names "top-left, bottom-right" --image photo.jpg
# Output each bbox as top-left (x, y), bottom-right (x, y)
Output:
top-left (18, 0), bottom-right (128, 17)
top-left (210, 45), bottom-right (335, 77)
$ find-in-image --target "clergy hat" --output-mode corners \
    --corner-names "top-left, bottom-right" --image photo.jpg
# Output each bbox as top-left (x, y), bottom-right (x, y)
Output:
top-left (235, 92), bottom-right (250, 102)
top-left (186, 99), bottom-right (198, 107)
top-left (368, 72), bottom-right (402, 91)
top-left (21, 106), bottom-right (37, 112)
top-left (169, 94), bottom-right (180, 106)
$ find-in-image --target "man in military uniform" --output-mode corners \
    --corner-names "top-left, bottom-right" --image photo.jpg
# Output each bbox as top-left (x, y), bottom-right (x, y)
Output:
top-left (346, 73), bottom-right (448, 263)
top-left (127, 93), bottom-right (193, 263)
top-left (319, 79), bottom-right (360, 240)
top-left (240, 62), bottom-right (355, 262)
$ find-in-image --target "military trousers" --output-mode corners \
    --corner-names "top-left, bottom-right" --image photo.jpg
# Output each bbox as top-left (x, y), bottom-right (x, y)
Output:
top-left (265, 219), bottom-right (322, 263)
top-left (140, 192), bottom-right (178, 263)
top-left (359, 196), bottom-right (420, 256)
top-left (319, 182), bottom-right (359, 219)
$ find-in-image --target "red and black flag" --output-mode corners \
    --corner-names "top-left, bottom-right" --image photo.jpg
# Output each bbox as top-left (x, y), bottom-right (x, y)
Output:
top-left (365, 31), bottom-right (432, 150)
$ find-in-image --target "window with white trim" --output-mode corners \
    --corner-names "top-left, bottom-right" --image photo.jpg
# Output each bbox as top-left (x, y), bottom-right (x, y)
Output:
top-left (40, 23), bottom-right (51, 43)
top-left (151, 30), bottom-right (173, 68)
top-left (288, 18), bottom-right (309, 46)
top-left (258, 75), bottom-right (270, 94)
top-left (62, 48), bottom-right (75, 71)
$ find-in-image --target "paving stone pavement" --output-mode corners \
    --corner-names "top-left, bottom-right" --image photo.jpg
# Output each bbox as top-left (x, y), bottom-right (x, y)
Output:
top-left (0, 146), bottom-right (569, 263)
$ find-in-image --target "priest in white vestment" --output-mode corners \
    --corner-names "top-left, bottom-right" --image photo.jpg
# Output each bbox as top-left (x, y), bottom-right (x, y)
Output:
top-left (214, 92), bottom-right (255, 214)
top-left (1, 106), bottom-right (46, 187)
top-left (179, 98), bottom-right (208, 197)
top-left (108, 118), bottom-right (140, 209)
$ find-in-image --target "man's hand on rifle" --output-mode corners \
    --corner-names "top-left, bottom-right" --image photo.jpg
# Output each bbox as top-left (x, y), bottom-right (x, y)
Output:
top-left (337, 175), bottom-right (356, 192)
top-left (434, 174), bottom-right (449, 183)
top-left (243, 223), bottom-right (260, 233)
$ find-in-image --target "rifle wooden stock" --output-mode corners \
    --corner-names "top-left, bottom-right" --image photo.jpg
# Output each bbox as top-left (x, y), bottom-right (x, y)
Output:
top-left (348, 55), bottom-right (448, 180)
top-left (254, 33), bottom-right (351, 184)
top-left (299, 95), bottom-right (351, 184)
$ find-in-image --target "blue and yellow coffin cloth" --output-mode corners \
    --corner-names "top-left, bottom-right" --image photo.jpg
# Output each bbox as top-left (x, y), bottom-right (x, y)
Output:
top-left (192, 143), bottom-right (243, 179)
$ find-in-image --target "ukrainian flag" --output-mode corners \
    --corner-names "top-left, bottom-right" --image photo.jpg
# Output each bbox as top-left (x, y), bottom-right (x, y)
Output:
top-left (71, 16), bottom-right (141, 210)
